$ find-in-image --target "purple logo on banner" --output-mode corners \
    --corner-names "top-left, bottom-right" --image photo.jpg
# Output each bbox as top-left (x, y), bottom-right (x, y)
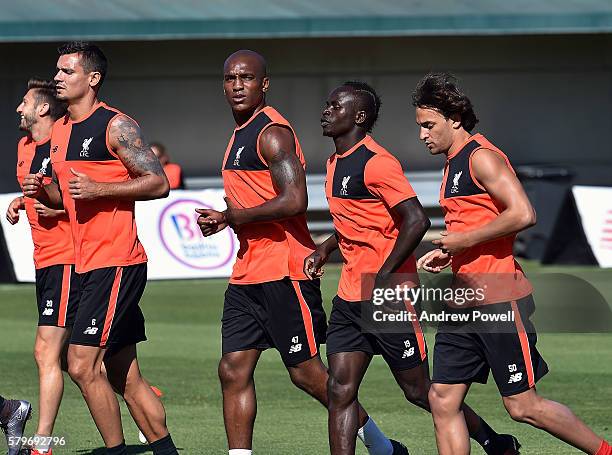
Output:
top-left (158, 198), bottom-right (236, 270)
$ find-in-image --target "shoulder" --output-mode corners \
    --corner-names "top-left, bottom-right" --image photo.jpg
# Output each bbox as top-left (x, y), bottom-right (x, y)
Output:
top-left (263, 106), bottom-right (291, 126)
top-left (471, 147), bottom-right (507, 167)
top-left (107, 114), bottom-right (142, 143)
top-left (259, 124), bottom-right (295, 155)
top-left (52, 115), bottom-right (67, 129)
top-left (365, 146), bottom-right (404, 174)
top-left (470, 147), bottom-right (513, 184)
top-left (259, 106), bottom-right (295, 145)
top-left (108, 113), bottom-right (138, 129)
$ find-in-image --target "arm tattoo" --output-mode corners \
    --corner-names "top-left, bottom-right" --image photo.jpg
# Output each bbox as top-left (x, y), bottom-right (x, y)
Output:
top-left (268, 148), bottom-right (302, 191)
top-left (111, 116), bottom-right (165, 177)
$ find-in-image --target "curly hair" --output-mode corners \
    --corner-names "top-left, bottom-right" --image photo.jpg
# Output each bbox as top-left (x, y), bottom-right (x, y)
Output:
top-left (342, 80), bottom-right (382, 132)
top-left (412, 73), bottom-right (478, 132)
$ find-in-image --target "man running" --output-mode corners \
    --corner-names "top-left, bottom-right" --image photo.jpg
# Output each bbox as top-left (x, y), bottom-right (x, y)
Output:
top-left (414, 72), bottom-right (611, 455)
top-left (22, 41), bottom-right (177, 455)
top-left (197, 50), bottom-right (406, 455)
top-left (306, 80), bottom-right (521, 455)
top-left (6, 78), bottom-right (74, 455)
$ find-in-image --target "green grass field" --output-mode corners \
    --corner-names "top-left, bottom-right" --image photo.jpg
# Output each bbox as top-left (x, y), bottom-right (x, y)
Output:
top-left (0, 262), bottom-right (610, 454)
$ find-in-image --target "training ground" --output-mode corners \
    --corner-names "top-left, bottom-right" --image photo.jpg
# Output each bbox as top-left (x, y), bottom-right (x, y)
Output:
top-left (1, 262), bottom-right (610, 454)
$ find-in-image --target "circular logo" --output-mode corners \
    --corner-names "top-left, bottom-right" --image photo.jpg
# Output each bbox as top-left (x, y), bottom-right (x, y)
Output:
top-left (158, 198), bottom-right (236, 270)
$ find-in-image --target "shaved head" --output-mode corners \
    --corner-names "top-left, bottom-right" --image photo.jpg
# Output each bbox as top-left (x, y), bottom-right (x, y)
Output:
top-left (223, 50), bottom-right (270, 120)
top-left (224, 50), bottom-right (267, 78)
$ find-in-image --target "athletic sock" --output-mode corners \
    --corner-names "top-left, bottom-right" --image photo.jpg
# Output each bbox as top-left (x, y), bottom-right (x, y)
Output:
top-left (596, 440), bottom-right (612, 455)
top-left (469, 417), bottom-right (498, 452)
top-left (150, 434), bottom-right (179, 455)
top-left (357, 417), bottom-right (394, 455)
top-left (34, 434), bottom-right (52, 453)
top-left (106, 442), bottom-right (128, 455)
top-left (228, 450), bottom-right (252, 455)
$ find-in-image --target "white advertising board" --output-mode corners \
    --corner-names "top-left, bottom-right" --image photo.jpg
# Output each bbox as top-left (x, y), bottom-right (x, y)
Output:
top-left (572, 186), bottom-right (612, 268)
top-left (0, 190), bottom-right (237, 281)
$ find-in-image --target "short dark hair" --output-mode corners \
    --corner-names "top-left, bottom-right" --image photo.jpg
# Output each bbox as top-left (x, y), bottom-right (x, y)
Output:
top-left (412, 73), bottom-right (479, 132)
top-left (27, 78), bottom-right (67, 120)
top-left (342, 81), bottom-right (382, 132)
top-left (58, 41), bottom-right (108, 86)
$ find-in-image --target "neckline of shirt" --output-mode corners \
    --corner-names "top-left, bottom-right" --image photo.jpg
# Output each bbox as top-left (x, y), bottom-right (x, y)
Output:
top-left (65, 101), bottom-right (106, 125)
top-left (234, 105), bottom-right (273, 131)
top-left (335, 134), bottom-right (372, 159)
top-left (447, 133), bottom-right (482, 160)
top-left (25, 135), bottom-right (51, 146)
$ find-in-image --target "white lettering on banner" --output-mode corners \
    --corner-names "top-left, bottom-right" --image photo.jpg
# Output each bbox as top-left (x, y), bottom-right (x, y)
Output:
top-left (0, 190), bottom-right (238, 282)
top-left (572, 186), bottom-right (612, 268)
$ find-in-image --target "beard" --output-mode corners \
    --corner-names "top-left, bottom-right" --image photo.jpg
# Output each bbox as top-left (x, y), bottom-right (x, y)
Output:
top-left (19, 112), bottom-right (36, 131)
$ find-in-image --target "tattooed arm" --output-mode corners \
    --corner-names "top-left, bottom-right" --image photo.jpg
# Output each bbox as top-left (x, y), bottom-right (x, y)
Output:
top-left (222, 125), bottom-right (307, 227)
top-left (68, 115), bottom-right (170, 201)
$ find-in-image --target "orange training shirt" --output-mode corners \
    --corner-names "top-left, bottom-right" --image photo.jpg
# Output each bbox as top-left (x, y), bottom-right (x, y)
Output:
top-left (16, 136), bottom-right (74, 269)
top-left (440, 133), bottom-right (532, 304)
top-left (164, 163), bottom-right (183, 190)
top-left (326, 135), bottom-right (419, 302)
top-left (222, 106), bottom-right (316, 284)
top-left (50, 102), bottom-right (147, 273)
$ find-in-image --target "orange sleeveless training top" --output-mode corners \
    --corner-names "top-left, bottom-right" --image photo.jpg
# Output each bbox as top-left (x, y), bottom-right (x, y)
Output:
top-left (440, 133), bottom-right (532, 304)
top-left (16, 136), bottom-right (74, 269)
top-left (50, 102), bottom-right (147, 273)
top-left (222, 106), bottom-right (316, 284)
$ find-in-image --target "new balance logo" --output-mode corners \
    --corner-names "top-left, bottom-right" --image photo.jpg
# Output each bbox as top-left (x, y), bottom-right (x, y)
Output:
top-left (84, 318), bottom-right (98, 335)
top-left (340, 176), bottom-right (351, 196)
top-left (402, 347), bottom-right (415, 358)
top-left (233, 146), bottom-right (244, 166)
top-left (451, 171), bottom-right (462, 194)
top-left (42, 308), bottom-right (54, 316)
top-left (80, 137), bottom-right (93, 158)
top-left (289, 335), bottom-right (302, 354)
top-left (507, 364), bottom-right (522, 383)
top-left (508, 372), bottom-right (523, 384)
top-left (39, 157), bottom-right (51, 175)
top-left (52, 145), bottom-right (58, 154)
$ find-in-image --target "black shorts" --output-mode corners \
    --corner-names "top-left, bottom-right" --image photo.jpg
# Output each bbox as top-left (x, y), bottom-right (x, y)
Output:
top-left (35, 264), bottom-right (80, 327)
top-left (326, 296), bottom-right (428, 371)
top-left (222, 278), bottom-right (327, 367)
top-left (432, 295), bottom-right (549, 397)
top-left (70, 263), bottom-right (147, 352)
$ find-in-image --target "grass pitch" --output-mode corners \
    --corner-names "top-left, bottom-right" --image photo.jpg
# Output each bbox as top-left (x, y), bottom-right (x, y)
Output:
top-left (0, 262), bottom-right (610, 454)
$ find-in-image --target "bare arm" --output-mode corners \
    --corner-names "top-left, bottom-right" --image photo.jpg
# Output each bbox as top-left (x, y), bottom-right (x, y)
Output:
top-left (68, 115), bottom-right (169, 201)
top-left (377, 198), bottom-right (430, 281)
top-left (22, 171), bottom-right (64, 209)
top-left (466, 149), bottom-right (535, 244)
top-left (303, 233), bottom-right (339, 279)
top-left (224, 125), bottom-right (307, 227)
top-left (433, 149), bottom-right (536, 255)
top-left (33, 201), bottom-right (66, 218)
top-left (6, 196), bottom-right (24, 224)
